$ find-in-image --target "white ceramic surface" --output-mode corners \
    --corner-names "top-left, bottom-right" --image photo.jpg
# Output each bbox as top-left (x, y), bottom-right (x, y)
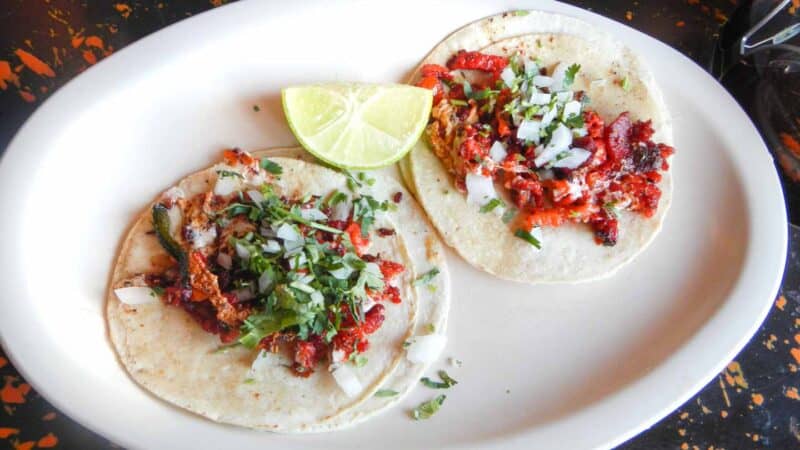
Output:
top-left (0, 1), bottom-right (786, 449)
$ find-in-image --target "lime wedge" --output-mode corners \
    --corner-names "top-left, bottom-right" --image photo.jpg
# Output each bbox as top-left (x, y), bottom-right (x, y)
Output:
top-left (282, 83), bottom-right (433, 169)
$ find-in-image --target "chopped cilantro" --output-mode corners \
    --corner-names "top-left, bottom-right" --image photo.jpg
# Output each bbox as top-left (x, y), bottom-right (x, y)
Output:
top-left (621, 76), bottom-right (631, 91)
top-left (350, 353), bottom-right (368, 367)
top-left (420, 370), bottom-right (458, 389)
top-left (513, 10), bottom-right (529, 16)
top-left (427, 323), bottom-right (436, 333)
top-left (413, 267), bottom-right (440, 286)
top-left (375, 389), bottom-right (399, 398)
top-left (216, 169), bottom-right (243, 179)
top-left (514, 229), bottom-right (541, 249)
top-left (563, 63), bottom-right (581, 87)
top-left (449, 99), bottom-right (468, 107)
top-left (259, 158), bottom-right (283, 175)
top-left (479, 198), bottom-right (505, 213)
top-left (243, 378), bottom-right (256, 384)
top-left (411, 394), bottom-right (446, 420)
top-left (564, 114), bottom-right (585, 129)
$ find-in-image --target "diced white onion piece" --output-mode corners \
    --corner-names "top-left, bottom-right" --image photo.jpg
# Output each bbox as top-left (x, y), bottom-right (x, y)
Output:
top-left (500, 66), bottom-right (516, 88)
top-left (516, 120), bottom-right (541, 142)
top-left (248, 173), bottom-right (266, 187)
top-left (538, 169), bottom-right (555, 180)
top-left (562, 101), bottom-right (582, 120)
top-left (532, 75), bottom-right (553, 88)
top-left (283, 240), bottom-right (304, 254)
top-left (247, 189), bottom-right (264, 204)
top-left (115, 286), bottom-right (159, 305)
top-left (300, 208), bottom-right (327, 221)
top-left (550, 62), bottom-right (568, 91)
top-left (540, 107), bottom-right (558, 128)
top-left (556, 91), bottom-right (574, 103)
top-left (167, 206), bottom-right (182, 237)
top-left (519, 79), bottom-right (529, 95)
top-left (235, 242), bottom-right (250, 260)
top-left (331, 349), bottom-right (347, 364)
top-left (489, 141), bottom-right (508, 162)
top-left (258, 270), bottom-right (274, 293)
top-left (567, 180), bottom-right (584, 199)
top-left (573, 127), bottom-right (588, 138)
top-left (330, 266), bottom-right (354, 280)
top-left (276, 223), bottom-right (302, 242)
top-left (214, 175), bottom-right (240, 196)
top-left (162, 186), bottom-right (185, 202)
top-left (331, 364), bottom-right (363, 398)
top-left (552, 148), bottom-right (592, 169)
top-left (534, 124), bottom-right (572, 167)
top-left (310, 290), bottom-right (324, 305)
top-left (261, 240), bottom-right (281, 253)
top-left (216, 252), bottom-right (232, 270)
top-left (331, 201), bottom-right (351, 221)
top-left (299, 274), bottom-right (315, 284)
top-left (534, 145), bottom-right (545, 157)
top-left (235, 287), bottom-right (255, 302)
top-left (362, 296), bottom-right (377, 312)
top-left (406, 334), bottom-right (447, 364)
top-left (524, 59), bottom-right (539, 76)
top-left (530, 92), bottom-right (551, 105)
top-left (465, 173), bottom-right (497, 206)
top-left (191, 227), bottom-right (217, 249)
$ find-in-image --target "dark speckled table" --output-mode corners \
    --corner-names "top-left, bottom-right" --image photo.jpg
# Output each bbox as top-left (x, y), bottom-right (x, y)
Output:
top-left (1, 1), bottom-right (798, 449)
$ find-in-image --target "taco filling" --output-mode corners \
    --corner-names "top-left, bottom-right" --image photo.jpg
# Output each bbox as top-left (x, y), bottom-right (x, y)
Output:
top-left (417, 50), bottom-right (675, 246)
top-left (128, 149), bottom-right (405, 378)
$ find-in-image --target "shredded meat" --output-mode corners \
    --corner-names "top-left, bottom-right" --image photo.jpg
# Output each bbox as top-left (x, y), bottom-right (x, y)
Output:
top-left (188, 251), bottom-right (248, 326)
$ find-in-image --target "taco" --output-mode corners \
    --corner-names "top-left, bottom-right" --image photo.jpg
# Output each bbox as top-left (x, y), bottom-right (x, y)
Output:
top-left (402, 10), bottom-right (676, 283)
top-left (106, 147), bottom-right (449, 432)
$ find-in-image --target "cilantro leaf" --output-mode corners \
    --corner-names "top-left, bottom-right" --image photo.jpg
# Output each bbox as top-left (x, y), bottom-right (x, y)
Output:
top-left (260, 158), bottom-right (283, 175)
top-left (411, 395), bottom-right (446, 420)
top-left (413, 267), bottom-right (440, 286)
top-left (514, 229), bottom-right (541, 249)
top-left (216, 169), bottom-right (244, 179)
top-left (420, 370), bottom-right (458, 389)
top-left (563, 63), bottom-right (581, 87)
top-left (479, 198), bottom-right (505, 213)
top-left (375, 389), bottom-right (399, 398)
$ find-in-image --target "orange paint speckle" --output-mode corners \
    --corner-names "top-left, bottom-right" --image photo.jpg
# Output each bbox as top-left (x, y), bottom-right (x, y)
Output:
top-left (791, 0), bottom-right (799, 15)
top-left (115, 3), bottom-right (132, 18)
top-left (37, 433), bottom-right (58, 448)
top-left (786, 386), bottom-right (799, 400)
top-left (751, 393), bottom-right (764, 405)
top-left (776, 295), bottom-right (787, 310)
top-left (679, 412), bottom-right (689, 420)
top-left (14, 49), bottom-right (55, 77)
top-left (794, 334), bottom-right (800, 345)
top-left (678, 428), bottom-right (686, 436)
top-left (18, 90), bottom-right (36, 103)
top-left (625, 11), bottom-right (633, 21)
top-left (791, 347), bottom-right (800, 365)
top-left (0, 61), bottom-right (20, 90)
top-left (1, 378), bottom-right (32, 404)
top-left (42, 412), bottom-right (56, 421)
top-left (82, 50), bottom-right (97, 65)
top-left (12, 441), bottom-right (35, 450)
top-left (0, 357), bottom-right (7, 369)
top-left (721, 410), bottom-right (728, 418)
top-left (85, 35), bottom-right (104, 49)
top-left (680, 443), bottom-right (689, 450)
top-left (71, 35), bottom-right (85, 48)
top-left (676, 20), bottom-right (686, 27)
top-left (753, 434), bottom-right (760, 442)
top-left (725, 361), bottom-right (749, 389)
top-left (0, 428), bottom-right (19, 438)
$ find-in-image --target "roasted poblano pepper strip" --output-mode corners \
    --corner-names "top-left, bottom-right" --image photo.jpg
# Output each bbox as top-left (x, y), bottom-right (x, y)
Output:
top-left (152, 203), bottom-right (189, 286)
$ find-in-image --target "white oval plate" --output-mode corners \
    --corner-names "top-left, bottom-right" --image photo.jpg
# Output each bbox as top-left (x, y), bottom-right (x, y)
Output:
top-left (0, 1), bottom-right (786, 449)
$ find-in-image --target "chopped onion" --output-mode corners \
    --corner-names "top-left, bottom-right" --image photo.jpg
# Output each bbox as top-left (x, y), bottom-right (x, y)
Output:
top-left (540, 106), bottom-right (558, 128)
top-left (288, 253), bottom-right (308, 269)
top-left (552, 148), bottom-right (592, 169)
top-left (162, 186), bottom-right (185, 202)
top-left (524, 59), bottom-right (540, 77)
top-left (331, 349), bottom-right (347, 364)
top-left (246, 189), bottom-right (264, 204)
top-left (191, 227), bottom-right (217, 249)
top-left (300, 208), bottom-right (327, 221)
top-left (214, 175), bottom-right (240, 196)
top-left (516, 120), bottom-right (541, 143)
top-left (234, 287), bottom-right (255, 302)
top-left (258, 270), bottom-right (274, 293)
top-left (572, 127), bottom-right (588, 138)
top-left (283, 240), bottom-right (304, 255)
top-left (167, 206), bottom-right (182, 237)
top-left (261, 240), bottom-right (281, 253)
top-left (556, 91), bottom-right (574, 103)
top-left (530, 92), bottom-right (551, 105)
top-left (532, 75), bottom-right (553, 88)
top-left (562, 101), bottom-right (582, 120)
top-left (216, 252), bottom-right (232, 270)
top-left (276, 223), bottom-right (302, 242)
top-left (331, 200), bottom-right (351, 221)
top-left (331, 364), bottom-right (363, 398)
top-left (310, 290), bottom-right (324, 305)
top-left (567, 180), bottom-right (584, 199)
top-left (550, 62), bottom-right (568, 91)
top-left (465, 173), bottom-right (497, 206)
top-left (489, 141), bottom-right (508, 162)
top-left (405, 334), bottom-right (447, 364)
top-left (534, 124), bottom-right (572, 167)
top-left (500, 66), bottom-right (516, 88)
top-left (329, 266), bottom-right (354, 280)
top-left (235, 242), bottom-right (250, 260)
top-left (248, 173), bottom-right (266, 187)
top-left (114, 286), bottom-right (159, 305)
